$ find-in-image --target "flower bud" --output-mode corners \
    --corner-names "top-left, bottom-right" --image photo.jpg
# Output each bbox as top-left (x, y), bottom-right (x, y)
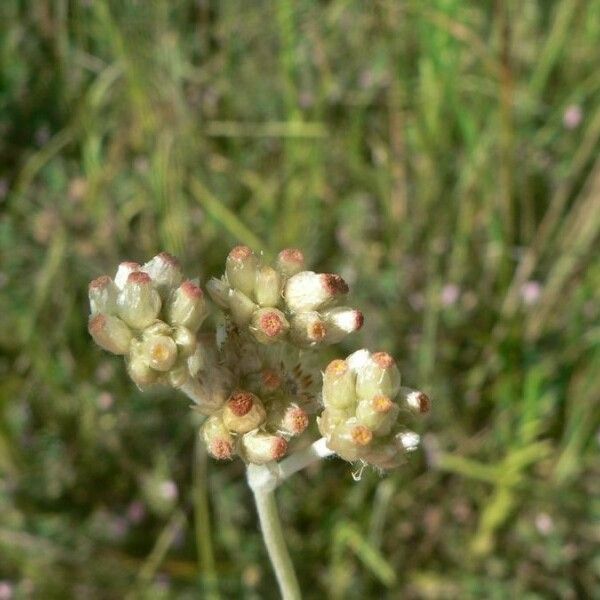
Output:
top-left (284, 271), bottom-right (349, 313)
top-left (88, 313), bottom-right (132, 355)
top-left (355, 395), bottom-right (399, 436)
top-left (355, 351), bottom-right (401, 400)
top-left (276, 248), bottom-right (305, 278)
top-left (225, 245), bottom-right (259, 297)
top-left (127, 350), bottom-right (159, 387)
top-left (396, 430), bottom-right (420, 452)
top-left (289, 312), bottom-right (328, 346)
top-left (269, 401), bottom-right (309, 436)
top-left (399, 387), bottom-right (431, 414)
top-left (167, 281), bottom-right (207, 332)
top-left (141, 335), bottom-right (178, 372)
top-left (167, 363), bottom-right (190, 388)
top-left (240, 430), bottom-right (287, 464)
top-left (250, 308), bottom-right (289, 344)
top-left (322, 307), bottom-right (364, 343)
top-left (116, 272), bottom-right (162, 329)
top-left (206, 277), bottom-right (229, 308)
top-left (326, 418), bottom-right (372, 462)
top-left (228, 289), bottom-right (257, 326)
top-left (254, 266), bottom-right (281, 307)
top-left (114, 261), bottom-right (141, 289)
top-left (322, 359), bottom-right (356, 409)
top-left (222, 390), bottom-right (266, 433)
top-left (141, 252), bottom-right (183, 296)
top-left (202, 416), bottom-right (234, 460)
top-left (89, 275), bottom-right (118, 315)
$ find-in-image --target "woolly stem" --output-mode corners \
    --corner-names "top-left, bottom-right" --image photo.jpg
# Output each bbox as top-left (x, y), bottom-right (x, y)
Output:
top-left (246, 438), bottom-right (334, 599)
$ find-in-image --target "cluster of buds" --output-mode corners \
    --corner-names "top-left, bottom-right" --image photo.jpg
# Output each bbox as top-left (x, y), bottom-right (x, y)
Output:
top-left (206, 246), bottom-right (363, 348)
top-left (88, 253), bottom-right (207, 390)
top-left (88, 246), bottom-right (429, 469)
top-left (317, 350), bottom-right (430, 469)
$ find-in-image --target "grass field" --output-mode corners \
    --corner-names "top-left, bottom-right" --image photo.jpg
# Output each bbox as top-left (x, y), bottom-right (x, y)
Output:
top-left (0, 1), bottom-right (599, 598)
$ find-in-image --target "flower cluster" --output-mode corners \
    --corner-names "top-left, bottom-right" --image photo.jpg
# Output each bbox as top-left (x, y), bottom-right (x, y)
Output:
top-left (88, 253), bottom-right (207, 390)
top-left (318, 350), bottom-right (429, 470)
top-left (88, 247), bottom-right (430, 469)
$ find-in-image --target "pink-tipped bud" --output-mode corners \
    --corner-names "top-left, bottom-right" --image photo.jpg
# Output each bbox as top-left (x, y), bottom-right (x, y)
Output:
top-left (281, 404), bottom-right (309, 436)
top-left (351, 424), bottom-right (373, 447)
top-left (89, 275), bottom-right (117, 315)
top-left (355, 395), bottom-right (399, 436)
top-left (222, 390), bottom-right (267, 433)
top-left (226, 245), bottom-right (259, 297)
top-left (141, 252), bottom-right (183, 295)
top-left (167, 280), bottom-right (207, 332)
top-left (88, 313), bottom-right (132, 355)
top-left (399, 387), bottom-right (431, 414)
top-left (240, 430), bottom-right (288, 464)
top-left (322, 359), bottom-right (356, 409)
top-left (284, 271), bottom-right (349, 313)
top-left (276, 248), bottom-right (305, 278)
top-left (250, 308), bottom-right (289, 344)
top-left (254, 266), bottom-right (282, 307)
top-left (114, 261), bottom-right (140, 289)
top-left (322, 307), bottom-right (363, 343)
top-left (116, 271), bottom-right (162, 329)
top-left (202, 415), bottom-right (234, 460)
top-left (355, 350), bottom-right (401, 400)
top-left (289, 311), bottom-right (328, 347)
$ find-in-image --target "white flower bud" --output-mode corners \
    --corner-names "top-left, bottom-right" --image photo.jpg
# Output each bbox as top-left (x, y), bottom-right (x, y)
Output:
top-left (396, 431), bottom-right (420, 452)
top-left (225, 245), bottom-right (259, 297)
top-left (228, 288), bottom-right (257, 326)
top-left (206, 277), bottom-right (229, 308)
top-left (222, 390), bottom-right (266, 433)
top-left (127, 350), bottom-right (159, 387)
top-left (399, 387), bottom-right (431, 414)
top-left (284, 271), bottom-right (349, 313)
top-left (355, 395), bottom-right (399, 436)
top-left (89, 276), bottom-right (118, 315)
top-left (355, 351), bottom-right (401, 400)
top-left (250, 308), bottom-right (289, 344)
top-left (254, 266), bottom-right (281, 307)
top-left (167, 281), bottom-right (207, 332)
top-left (141, 252), bottom-right (183, 296)
top-left (116, 272), bottom-right (162, 329)
top-left (326, 418), bottom-right (372, 462)
top-left (114, 261), bottom-right (141, 289)
top-left (240, 430), bottom-right (287, 464)
top-left (172, 325), bottom-right (196, 356)
top-left (322, 359), bottom-right (356, 409)
top-left (276, 248), bottom-right (306, 278)
top-left (88, 313), bottom-right (132, 355)
top-left (289, 311), bottom-right (328, 346)
top-left (141, 335), bottom-right (178, 372)
top-left (322, 307), bottom-right (364, 343)
top-left (268, 400), bottom-right (309, 436)
top-left (202, 416), bottom-right (234, 460)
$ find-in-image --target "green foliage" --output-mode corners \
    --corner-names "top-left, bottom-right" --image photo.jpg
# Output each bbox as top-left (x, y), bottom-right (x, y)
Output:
top-left (0, 0), bottom-right (599, 597)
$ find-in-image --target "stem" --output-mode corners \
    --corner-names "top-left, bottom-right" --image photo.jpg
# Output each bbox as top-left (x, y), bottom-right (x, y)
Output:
top-left (246, 438), bottom-right (334, 599)
top-left (252, 487), bottom-right (301, 600)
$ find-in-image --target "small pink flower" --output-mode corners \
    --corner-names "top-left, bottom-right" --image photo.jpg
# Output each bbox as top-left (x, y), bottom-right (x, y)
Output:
top-left (563, 105), bottom-right (583, 130)
top-left (440, 284), bottom-right (460, 307)
top-left (159, 480), bottom-right (178, 502)
top-left (0, 582), bottom-right (12, 600)
top-left (520, 281), bottom-right (542, 305)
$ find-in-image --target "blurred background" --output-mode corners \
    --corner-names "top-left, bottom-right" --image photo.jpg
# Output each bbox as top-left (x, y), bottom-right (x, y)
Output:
top-left (0, 1), bottom-right (599, 598)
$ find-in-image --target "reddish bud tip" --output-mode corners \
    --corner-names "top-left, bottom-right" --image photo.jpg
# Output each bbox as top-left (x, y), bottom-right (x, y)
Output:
top-left (278, 248), bottom-right (304, 264)
top-left (309, 321), bottom-right (327, 341)
top-left (325, 359), bottom-right (348, 377)
top-left (354, 311), bottom-right (364, 330)
top-left (259, 311), bottom-right (285, 337)
top-left (157, 252), bottom-right (180, 267)
top-left (88, 313), bottom-right (106, 334)
top-left (227, 390), bottom-right (255, 416)
top-left (271, 436), bottom-right (288, 460)
top-left (89, 275), bottom-right (112, 290)
top-left (286, 407), bottom-right (309, 435)
top-left (180, 280), bottom-right (203, 298)
top-left (372, 351), bottom-right (394, 369)
top-left (228, 245), bottom-right (253, 261)
top-left (127, 271), bottom-right (152, 285)
top-left (415, 392), bottom-right (430, 414)
top-left (323, 273), bottom-right (349, 295)
top-left (261, 369), bottom-right (282, 391)
top-left (210, 439), bottom-right (233, 460)
top-left (351, 425), bottom-right (373, 446)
